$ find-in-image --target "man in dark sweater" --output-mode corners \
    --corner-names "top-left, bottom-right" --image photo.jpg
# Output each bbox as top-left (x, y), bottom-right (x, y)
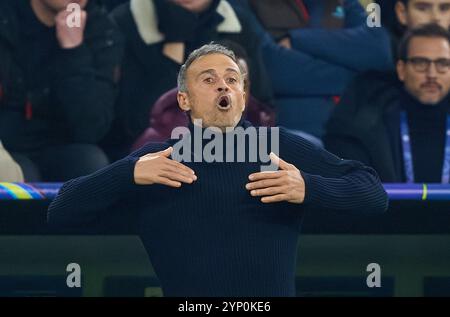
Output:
top-left (48, 44), bottom-right (388, 297)
top-left (325, 24), bottom-right (450, 183)
top-left (0, 0), bottom-right (123, 181)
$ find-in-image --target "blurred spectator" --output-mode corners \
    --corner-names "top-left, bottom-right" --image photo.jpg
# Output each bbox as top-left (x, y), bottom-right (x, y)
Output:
top-left (378, 0), bottom-right (450, 60)
top-left (0, 0), bottom-right (123, 181)
top-left (395, 0), bottom-right (450, 30)
top-left (241, 0), bottom-right (393, 138)
top-left (324, 24), bottom-right (450, 183)
top-left (105, 0), bottom-right (274, 159)
top-left (0, 141), bottom-right (24, 182)
top-left (324, 0), bottom-right (450, 180)
top-left (375, 0), bottom-right (399, 35)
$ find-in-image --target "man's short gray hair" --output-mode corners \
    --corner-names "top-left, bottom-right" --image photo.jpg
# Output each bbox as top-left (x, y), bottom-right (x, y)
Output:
top-left (177, 43), bottom-right (244, 93)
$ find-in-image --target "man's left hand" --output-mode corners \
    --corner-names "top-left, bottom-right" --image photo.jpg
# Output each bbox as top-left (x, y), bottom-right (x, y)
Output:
top-left (246, 153), bottom-right (305, 204)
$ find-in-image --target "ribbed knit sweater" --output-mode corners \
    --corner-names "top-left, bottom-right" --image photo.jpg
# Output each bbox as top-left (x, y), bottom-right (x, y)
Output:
top-left (47, 121), bottom-right (388, 297)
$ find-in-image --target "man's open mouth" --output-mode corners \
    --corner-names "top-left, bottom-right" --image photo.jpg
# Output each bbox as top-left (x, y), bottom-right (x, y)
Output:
top-left (217, 95), bottom-right (232, 111)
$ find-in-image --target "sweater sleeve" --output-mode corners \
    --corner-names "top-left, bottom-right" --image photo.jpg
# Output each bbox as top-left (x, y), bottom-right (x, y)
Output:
top-left (288, 26), bottom-right (393, 72)
top-left (279, 128), bottom-right (388, 214)
top-left (262, 38), bottom-right (355, 95)
top-left (47, 143), bottom-right (169, 227)
top-left (242, 6), bottom-right (355, 96)
top-left (343, 0), bottom-right (367, 28)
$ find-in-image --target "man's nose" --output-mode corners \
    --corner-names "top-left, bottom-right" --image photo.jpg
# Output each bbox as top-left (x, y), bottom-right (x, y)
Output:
top-left (426, 62), bottom-right (438, 77)
top-left (217, 83), bottom-right (230, 92)
top-left (431, 7), bottom-right (442, 24)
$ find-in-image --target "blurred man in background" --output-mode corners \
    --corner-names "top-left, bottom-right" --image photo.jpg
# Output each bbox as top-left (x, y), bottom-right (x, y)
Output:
top-left (380, 0), bottom-right (450, 60)
top-left (0, 0), bottom-right (123, 181)
top-left (325, 24), bottom-right (450, 182)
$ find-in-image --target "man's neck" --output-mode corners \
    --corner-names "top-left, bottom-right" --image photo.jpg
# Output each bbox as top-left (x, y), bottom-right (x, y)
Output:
top-left (402, 89), bottom-right (450, 114)
top-left (190, 118), bottom-right (242, 133)
top-left (191, 121), bottom-right (230, 133)
top-left (30, 0), bottom-right (57, 27)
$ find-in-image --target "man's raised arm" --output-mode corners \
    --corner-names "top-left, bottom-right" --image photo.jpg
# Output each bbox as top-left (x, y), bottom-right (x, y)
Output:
top-left (47, 147), bottom-right (197, 227)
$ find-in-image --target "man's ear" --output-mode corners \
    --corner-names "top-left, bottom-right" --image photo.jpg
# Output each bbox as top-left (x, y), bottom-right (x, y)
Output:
top-left (241, 91), bottom-right (246, 113)
top-left (397, 60), bottom-right (406, 82)
top-left (395, 1), bottom-right (408, 27)
top-left (177, 91), bottom-right (191, 111)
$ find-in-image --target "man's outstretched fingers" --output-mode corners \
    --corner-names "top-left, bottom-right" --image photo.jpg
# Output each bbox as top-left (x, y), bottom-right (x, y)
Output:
top-left (161, 161), bottom-right (197, 180)
top-left (134, 147), bottom-right (196, 186)
top-left (270, 152), bottom-right (293, 170)
top-left (157, 177), bottom-right (182, 188)
top-left (166, 158), bottom-right (196, 176)
top-left (248, 171), bottom-right (282, 181)
top-left (261, 194), bottom-right (289, 203)
top-left (246, 154), bottom-right (305, 204)
top-left (246, 178), bottom-right (282, 190)
top-left (164, 167), bottom-right (197, 181)
top-left (160, 147), bottom-right (173, 157)
top-left (160, 171), bottom-right (195, 184)
top-left (250, 186), bottom-right (285, 197)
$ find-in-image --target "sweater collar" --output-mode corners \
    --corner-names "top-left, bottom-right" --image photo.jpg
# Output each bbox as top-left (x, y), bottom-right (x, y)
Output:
top-left (400, 89), bottom-right (450, 116)
top-left (169, 116), bottom-right (255, 163)
top-left (130, 0), bottom-right (242, 45)
top-left (187, 115), bottom-right (252, 134)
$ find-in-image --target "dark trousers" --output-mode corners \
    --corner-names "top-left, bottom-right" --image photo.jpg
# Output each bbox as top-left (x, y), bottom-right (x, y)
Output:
top-left (12, 144), bottom-right (109, 182)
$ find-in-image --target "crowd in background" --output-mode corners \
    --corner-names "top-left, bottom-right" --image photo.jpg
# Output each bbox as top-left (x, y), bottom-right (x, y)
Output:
top-left (2, 0), bottom-right (450, 185)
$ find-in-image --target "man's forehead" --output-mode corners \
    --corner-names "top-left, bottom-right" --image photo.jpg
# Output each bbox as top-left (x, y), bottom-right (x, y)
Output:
top-left (188, 54), bottom-right (240, 74)
top-left (410, 0), bottom-right (450, 5)
top-left (409, 37), bottom-right (450, 56)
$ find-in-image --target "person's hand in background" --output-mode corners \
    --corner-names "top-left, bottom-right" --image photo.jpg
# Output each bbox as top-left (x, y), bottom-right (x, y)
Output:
top-left (278, 37), bottom-right (292, 49)
top-left (55, 8), bottom-right (87, 49)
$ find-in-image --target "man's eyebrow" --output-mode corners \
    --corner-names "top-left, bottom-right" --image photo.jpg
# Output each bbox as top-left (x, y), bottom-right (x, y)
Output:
top-left (196, 68), bottom-right (240, 79)
top-left (414, 2), bottom-right (432, 7)
top-left (225, 68), bottom-right (240, 74)
top-left (196, 69), bottom-right (216, 79)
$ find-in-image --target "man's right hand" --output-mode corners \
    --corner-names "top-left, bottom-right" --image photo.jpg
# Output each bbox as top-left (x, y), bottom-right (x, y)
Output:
top-left (134, 147), bottom-right (197, 187)
top-left (55, 9), bottom-right (87, 49)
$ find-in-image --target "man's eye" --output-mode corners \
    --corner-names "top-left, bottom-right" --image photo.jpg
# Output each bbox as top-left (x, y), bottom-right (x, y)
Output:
top-left (227, 78), bottom-right (238, 84)
top-left (415, 4), bottom-right (430, 11)
top-left (440, 4), bottom-right (450, 11)
top-left (204, 78), bottom-right (214, 84)
top-left (437, 59), bottom-right (450, 67)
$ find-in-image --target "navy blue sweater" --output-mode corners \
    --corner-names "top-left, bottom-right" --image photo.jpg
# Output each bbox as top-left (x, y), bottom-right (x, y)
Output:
top-left (47, 122), bottom-right (388, 296)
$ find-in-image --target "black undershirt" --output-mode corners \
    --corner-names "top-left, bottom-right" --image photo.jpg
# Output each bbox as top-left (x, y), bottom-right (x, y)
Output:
top-left (401, 91), bottom-right (450, 183)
